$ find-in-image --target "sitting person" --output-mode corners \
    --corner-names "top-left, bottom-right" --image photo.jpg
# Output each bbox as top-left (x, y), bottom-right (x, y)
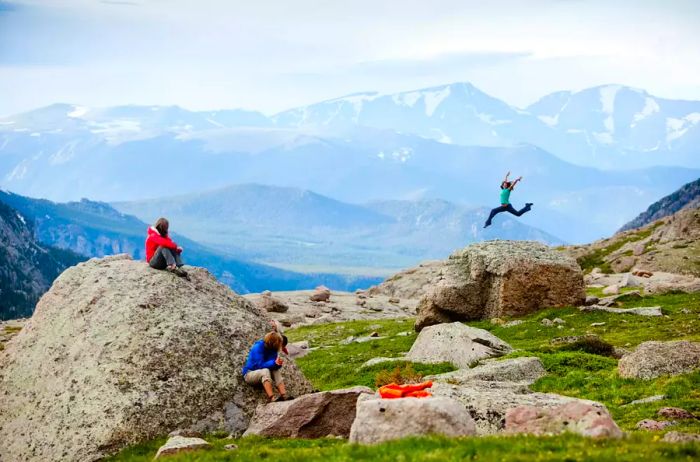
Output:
top-left (145, 217), bottom-right (188, 278)
top-left (242, 332), bottom-right (291, 402)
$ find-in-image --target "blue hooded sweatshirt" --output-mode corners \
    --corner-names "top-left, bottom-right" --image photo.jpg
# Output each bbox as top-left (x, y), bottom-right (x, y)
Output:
top-left (242, 339), bottom-right (280, 376)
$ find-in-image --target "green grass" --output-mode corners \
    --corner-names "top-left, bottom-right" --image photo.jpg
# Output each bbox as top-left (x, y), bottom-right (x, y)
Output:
top-left (110, 291), bottom-right (700, 461)
top-left (107, 434), bottom-right (699, 462)
top-left (286, 318), bottom-right (454, 390)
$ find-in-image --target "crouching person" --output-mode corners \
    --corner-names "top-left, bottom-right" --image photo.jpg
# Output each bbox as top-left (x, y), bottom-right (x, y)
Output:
top-left (242, 332), bottom-right (292, 402)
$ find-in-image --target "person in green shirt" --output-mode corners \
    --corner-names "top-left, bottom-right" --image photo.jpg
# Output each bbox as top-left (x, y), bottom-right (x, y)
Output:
top-left (483, 171), bottom-right (533, 228)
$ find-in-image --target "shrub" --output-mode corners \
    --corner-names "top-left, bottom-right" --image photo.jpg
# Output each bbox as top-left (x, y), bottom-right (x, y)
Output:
top-left (375, 363), bottom-right (424, 387)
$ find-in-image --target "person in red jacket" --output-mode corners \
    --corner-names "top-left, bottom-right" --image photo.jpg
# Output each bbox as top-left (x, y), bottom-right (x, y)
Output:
top-left (145, 217), bottom-right (188, 278)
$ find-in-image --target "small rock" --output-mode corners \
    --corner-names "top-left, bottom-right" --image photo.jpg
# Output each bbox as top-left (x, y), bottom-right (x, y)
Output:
top-left (310, 286), bottom-right (331, 302)
top-left (619, 340), bottom-right (700, 379)
top-left (154, 436), bottom-right (211, 459)
top-left (490, 318), bottom-right (506, 325)
top-left (584, 295), bottom-right (599, 306)
top-left (262, 290), bottom-right (272, 296)
top-left (635, 419), bottom-right (676, 431)
top-left (662, 431), bottom-right (700, 443)
top-left (541, 318), bottom-right (554, 327)
top-left (681, 308), bottom-right (691, 314)
top-left (224, 444), bottom-right (239, 451)
top-left (503, 320), bottom-right (524, 327)
top-left (355, 299), bottom-right (366, 306)
top-left (580, 305), bottom-right (662, 316)
top-left (621, 394), bottom-right (665, 407)
top-left (602, 285), bottom-right (620, 295)
top-left (590, 322), bottom-right (606, 327)
top-left (553, 318), bottom-right (566, 325)
top-left (340, 336), bottom-right (356, 345)
top-left (369, 332), bottom-right (380, 338)
top-left (632, 243), bottom-right (646, 256)
top-left (632, 270), bottom-right (653, 278)
top-left (395, 331), bottom-right (413, 337)
top-left (658, 407), bottom-right (697, 420)
top-left (257, 294), bottom-right (289, 313)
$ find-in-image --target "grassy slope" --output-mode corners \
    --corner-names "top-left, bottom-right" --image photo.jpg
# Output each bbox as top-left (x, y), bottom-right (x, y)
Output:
top-left (109, 291), bottom-right (700, 461)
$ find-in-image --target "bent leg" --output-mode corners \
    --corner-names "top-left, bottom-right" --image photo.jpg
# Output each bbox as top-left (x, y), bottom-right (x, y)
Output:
top-left (484, 205), bottom-right (506, 226)
top-left (149, 247), bottom-right (168, 269)
top-left (504, 204), bottom-right (531, 217)
top-left (271, 368), bottom-right (286, 396)
top-left (174, 251), bottom-right (184, 267)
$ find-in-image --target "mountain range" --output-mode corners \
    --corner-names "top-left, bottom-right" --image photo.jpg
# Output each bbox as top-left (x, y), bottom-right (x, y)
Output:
top-left (113, 183), bottom-right (563, 273)
top-left (0, 191), bottom-right (381, 295)
top-left (619, 177), bottom-right (700, 232)
top-left (0, 82), bottom-right (698, 245)
top-left (0, 200), bottom-right (84, 320)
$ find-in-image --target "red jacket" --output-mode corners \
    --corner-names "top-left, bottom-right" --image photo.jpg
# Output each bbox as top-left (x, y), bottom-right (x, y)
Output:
top-left (145, 226), bottom-right (179, 262)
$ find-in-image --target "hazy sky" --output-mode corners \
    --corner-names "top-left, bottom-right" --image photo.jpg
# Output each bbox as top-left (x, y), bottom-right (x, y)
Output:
top-left (1, 0), bottom-right (699, 116)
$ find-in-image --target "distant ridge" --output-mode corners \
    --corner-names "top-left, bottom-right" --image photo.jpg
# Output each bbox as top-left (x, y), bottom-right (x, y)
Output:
top-left (619, 177), bottom-right (700, 232)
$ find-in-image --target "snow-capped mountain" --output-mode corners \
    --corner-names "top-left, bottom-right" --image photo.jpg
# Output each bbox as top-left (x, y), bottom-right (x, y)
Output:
top-left (272, 82), bottom-right (700, 169)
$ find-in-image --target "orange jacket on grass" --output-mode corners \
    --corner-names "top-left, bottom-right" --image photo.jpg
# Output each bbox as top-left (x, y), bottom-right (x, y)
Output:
top-left (378, 381), bottom-right (433, 399)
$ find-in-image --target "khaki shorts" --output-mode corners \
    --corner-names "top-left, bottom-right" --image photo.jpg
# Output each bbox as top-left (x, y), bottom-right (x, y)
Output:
top-left (244, 368), bottom-right (283, 386)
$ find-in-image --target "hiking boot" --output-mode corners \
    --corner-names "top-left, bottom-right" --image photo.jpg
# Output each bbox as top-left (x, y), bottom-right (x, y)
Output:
top-left (280, 395), bottom-right (294, 401)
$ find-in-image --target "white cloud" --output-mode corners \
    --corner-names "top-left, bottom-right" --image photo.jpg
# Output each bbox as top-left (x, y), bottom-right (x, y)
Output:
top-left (1, 0), bottom-right (699, 115)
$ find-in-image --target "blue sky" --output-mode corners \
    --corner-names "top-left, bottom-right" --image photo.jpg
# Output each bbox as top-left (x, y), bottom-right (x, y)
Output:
top-left (1, 0), bottom-right (699, 115)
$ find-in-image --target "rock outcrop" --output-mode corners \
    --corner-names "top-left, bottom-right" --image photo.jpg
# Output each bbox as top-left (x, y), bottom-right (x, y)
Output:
top-left (618, 340), bottom-right (700, 379)
top-left (415, 241), bottom-right (585, 330)
top-left (406, 322), bottom-right (512, 368)
top-left (0, 255), bottom-right (313, 462)
top-left (154, 436), bottom-right (211, 459)
top-left (349, 396), bottom-right (476, 444)
top-left (256, 292), bottom-right (289, 313)
top-left (505, 402), bottom-right (623, 438)
top-left (243, 386), bottom-right (372, 438)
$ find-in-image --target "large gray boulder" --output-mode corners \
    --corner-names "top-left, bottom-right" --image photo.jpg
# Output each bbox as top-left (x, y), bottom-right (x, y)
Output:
top-left (406, 322), bottom-right (512, 368)
top-left (0, 255), bottom-right (313, 462)
top-left (618, 341), bottom-right (700, 379)
top-left (415, 241), bottom-right (585, 330)
top-left (427, 357), bottom-right (547, 385)
top-left (349, 396), bottom-right (476, 444)
top-left (243, 386), bottom-right (373, 438)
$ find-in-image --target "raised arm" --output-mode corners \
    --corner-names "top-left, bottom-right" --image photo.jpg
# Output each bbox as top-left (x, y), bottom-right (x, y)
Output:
top-left (510, 176), bottom-right (523, 190)
top-left (503, 171), bottom-right (511, 183)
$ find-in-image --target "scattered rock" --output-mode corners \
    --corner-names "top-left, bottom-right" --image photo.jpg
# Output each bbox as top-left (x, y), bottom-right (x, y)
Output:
top-left (286, 341), bottom-right (310, 359)
top-left (621, 395), bottom-right (666, 407)
top-left (490, 318), bottom-right (506, 325)
top-left (590, 322), bottom-right (606, 327)
top-left (349, 396), bottom-right (477, 444)
top-left (602, 285), bottom-right (620, 295)
top-left (505, 402), bottom-right (623, 438)
top-left (405, 322), bottom-right (512, 369)
top-left (257, 293), bottom-right (290, 313)
top-left (658, 407), bottom-right (697, 420)
top-left (369, 331), bottom-right (380, 338)
top-left (154, 436), bottom-right (211, 459)
top-left (223, 444), bottom-right (239, 451)
top-left (663, 431), bottom-right (700, 443)
top-left (0, 255), bottom-right (313, 462)
top-left (503, 320), bottom-right (524, 327)
top-left (541, 318), bottom-right (554, 326)
top-left (584, 295), bottom-right (600, 306)
top-left (553, 318), bottom-right (566, 325)
top-left (427, 357), bottom-right (546, 386)
top-left (580, 306), bottom-right (662, 316)
top-left (635, 419), bottom-right (676, 431)
top-left (309, 286), bottom-right (331, 302)
top-left (618, 340), bottom-right (700, 379)
top-left (244, 387), bottom-right (373, 438)
top-left (633, 270), bottom-right (654, 278)
top-left (388, 297), bottom-right (400, 304)
top-left (262, 290), bottom-right (272, 296)
top-left (414, 241), bottom-right (585, 330)
top-left (360, 357), bottom-right (404, 368)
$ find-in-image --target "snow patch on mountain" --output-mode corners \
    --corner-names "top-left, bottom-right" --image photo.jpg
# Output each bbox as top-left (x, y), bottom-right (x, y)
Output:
top-left (67, 106), bottom-right (89, 118)
top-left (538, 115), bottom-right (559, 126)
top-left (632, 97), bottom-right (660, 124)
top-left (424, 86), bottom-right (451, 116)
top-left (666, 113), bottom-right (700, 142)
top-left (392, 91), bottom-right (422, 107)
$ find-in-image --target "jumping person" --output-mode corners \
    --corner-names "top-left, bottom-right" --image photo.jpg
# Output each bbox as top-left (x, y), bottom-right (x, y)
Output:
top-left (145, 217), bottom-right (188, 278)
top-left (242, 332), bottom-right (292, 402)
top-left (483, 171), bottom-right (533, 228)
